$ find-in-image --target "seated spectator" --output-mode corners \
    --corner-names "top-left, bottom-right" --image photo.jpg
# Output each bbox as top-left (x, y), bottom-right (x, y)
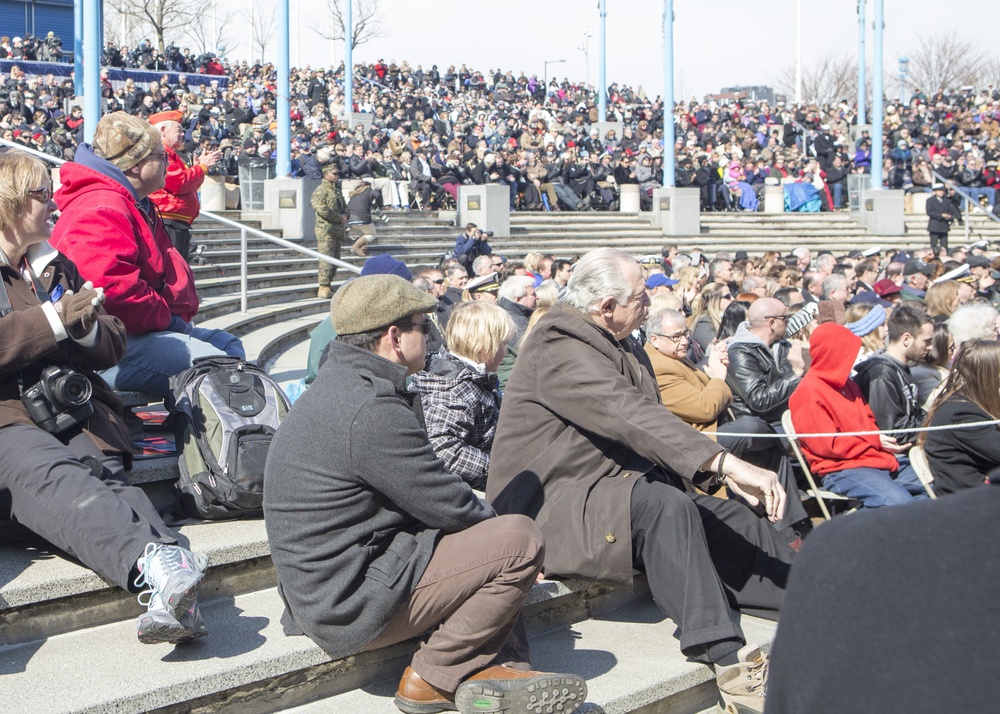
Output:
top-left (790, 323), bottom-right (927, 508)
top-left (854, 304), bottom-right (933, 446)
top-left (948, 302), bottom-right (999, 353)
top-left (644, 308), bottom-right (809, 535)
top-left (496, 306), bottom-right (548, 391)
top-left (0, 151), bottom-right (209, 645)
top-left (688, 283), bottom-right (732, 352)
top-left (497, 275), bottom-right (537, 334)
top-left (725, 297), bottom-right (807, 426)
top-left (411, 302), bottom-right (516, 490)
top-left (843, 302), bottom-right (888, 369)
top-left (264, 275), bottom-right (585, 712)
top-left (921, 339), bottom-right (1000, 494)
top-left (51, 112), bottom-right (243, 398)
top-left (910, 320), bottom-right (951, 408)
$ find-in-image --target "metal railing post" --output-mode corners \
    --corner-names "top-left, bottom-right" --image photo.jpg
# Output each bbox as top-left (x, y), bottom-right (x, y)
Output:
top-left (241, 228), bottom-right (249, 314)
top-left (965, 199), bottom-right (971, 243)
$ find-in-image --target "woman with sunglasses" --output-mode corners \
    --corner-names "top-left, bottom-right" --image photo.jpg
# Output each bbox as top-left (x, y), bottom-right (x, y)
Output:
top-left (0, 150), bottom-right (209, 645)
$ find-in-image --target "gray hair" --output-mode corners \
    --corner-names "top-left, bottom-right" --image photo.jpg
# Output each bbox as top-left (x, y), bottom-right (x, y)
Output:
top-left (742, 275), bottom-right (765, 293)
top-left (949, 302), bottom-right (999, 350)
top-left (644, 307), bottom-right (685, 336)
top-left (672, 254), bottom-right (693, 270)
top-left (564, 248), bottom-right (638, 313)
top-left (822, 273), bottom-right (848, 295)
top-left (498, 275), bottom-right (535, 302)
top-left (472, 254), bottom-right (494, 276)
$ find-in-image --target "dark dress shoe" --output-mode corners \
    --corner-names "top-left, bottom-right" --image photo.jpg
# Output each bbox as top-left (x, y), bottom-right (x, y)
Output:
top-left (394, 666), bottom-right (458, 714)
top-left (455, 664), bottom-right (587, 713)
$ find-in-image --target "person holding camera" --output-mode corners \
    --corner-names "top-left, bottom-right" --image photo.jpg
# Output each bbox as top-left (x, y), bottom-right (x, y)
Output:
top-left (0, 151), bottom-right (210, 645)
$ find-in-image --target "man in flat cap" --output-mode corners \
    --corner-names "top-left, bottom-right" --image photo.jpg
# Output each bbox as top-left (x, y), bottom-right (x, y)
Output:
top-left (147, 110), bottom-right (222, 261)
top-left (264, 275), bottom-right (586, 714)
top-left (311, 162), bottom-right (348, 299)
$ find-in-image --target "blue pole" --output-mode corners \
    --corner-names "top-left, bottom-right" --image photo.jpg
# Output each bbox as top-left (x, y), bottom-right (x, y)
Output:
top-left (344, 0), bottom-right (353, 126)
top-left (598, 0), bottom-right (607, 123)
top-left (663, 0), bottom-right (674, 187)
top-left (857, 0), bottom-right (866, 125)
top-left (74, 0), bottom-right (83, 97)
top-left (871, 0), bottom-right (883, 191)
top-left (83, 0), bottom-right (100, 143)
top-left (277, 0), bottom-right (290, 176)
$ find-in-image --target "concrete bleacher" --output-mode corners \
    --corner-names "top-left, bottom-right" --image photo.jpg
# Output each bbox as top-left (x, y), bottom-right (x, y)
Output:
top-left (9, 204), bottom-right (976, 712)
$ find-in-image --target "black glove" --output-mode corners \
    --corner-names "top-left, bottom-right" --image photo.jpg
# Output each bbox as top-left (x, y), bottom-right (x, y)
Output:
top-left (54, 282), bottom-right (105, 340)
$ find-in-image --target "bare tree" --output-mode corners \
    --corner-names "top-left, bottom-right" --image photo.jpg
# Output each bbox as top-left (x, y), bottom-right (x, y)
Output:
top-left (906, 30), bottom-right (996, 92)
top-left (103, 4), bottom-right (146, 48)
top-left (107, 0), bottom-right (201, 53)
top-left (773, 53), bottom-right (863, 106)
top-left (244, 0), bottom-right (277, 63)
top-left (311, 0), bottom-right (386, 51)
top-left (184, 7), bottom-right (239, 57)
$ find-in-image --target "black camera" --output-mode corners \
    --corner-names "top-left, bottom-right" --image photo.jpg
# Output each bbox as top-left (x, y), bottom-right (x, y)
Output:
top-left (483, 231), bottom-right (494, 238)
top-left (21, 366), bottom-right (94, 434)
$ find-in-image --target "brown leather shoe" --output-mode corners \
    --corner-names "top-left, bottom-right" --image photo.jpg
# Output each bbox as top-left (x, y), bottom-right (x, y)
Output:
top-left (394, 666), bottom-right (457, 714)
top-left (455, 664), bottom-right (587, 713)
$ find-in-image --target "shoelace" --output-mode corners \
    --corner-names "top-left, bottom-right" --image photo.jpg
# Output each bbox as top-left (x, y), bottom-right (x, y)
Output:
top-left (133, 543), bottom-right (188, 608)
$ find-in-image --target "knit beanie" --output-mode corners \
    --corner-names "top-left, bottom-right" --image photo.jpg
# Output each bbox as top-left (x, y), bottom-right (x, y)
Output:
top-left (845, 305), bottom-right (886, 337)
top-left (360, 254), bottom-right (412, 281)
top-left (784, 302), bottom-right (817, 338)
top-left (92, 112), bottom-right (159, 171)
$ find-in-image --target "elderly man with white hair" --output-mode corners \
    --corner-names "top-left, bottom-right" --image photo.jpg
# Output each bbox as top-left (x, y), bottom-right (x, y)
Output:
top-left (497, 275), bottom-right (537, 334)
top-left (488, 247), bottom-right (795, 714)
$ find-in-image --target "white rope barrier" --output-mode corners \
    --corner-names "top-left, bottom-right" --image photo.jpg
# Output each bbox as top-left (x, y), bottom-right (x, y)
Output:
top-left (719, 419), bottom-right (1000, 440)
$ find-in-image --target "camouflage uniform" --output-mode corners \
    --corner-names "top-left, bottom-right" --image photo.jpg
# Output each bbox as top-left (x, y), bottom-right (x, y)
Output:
top-left (311, 178), bottom-right (348, 288)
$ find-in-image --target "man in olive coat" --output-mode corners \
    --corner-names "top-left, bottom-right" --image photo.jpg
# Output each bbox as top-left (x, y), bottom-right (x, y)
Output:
top-left (487, 248), bottom-right (795, 714)
top-left (310, 162), bottom-right (347, 299)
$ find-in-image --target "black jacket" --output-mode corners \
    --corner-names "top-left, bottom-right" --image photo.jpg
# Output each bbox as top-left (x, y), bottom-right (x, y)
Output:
top-left (924, 395), bottom-right (1000, 494)
top-left (853, 352), bottom-right (924, 444)
top-left (724, 325), bottom-right (800, 424)
top-left (926, 194), bottom-right (961, 234)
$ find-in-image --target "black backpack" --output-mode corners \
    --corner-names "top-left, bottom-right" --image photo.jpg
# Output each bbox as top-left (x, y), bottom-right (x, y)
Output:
top-left (168, 356), bottom-right (290, 520)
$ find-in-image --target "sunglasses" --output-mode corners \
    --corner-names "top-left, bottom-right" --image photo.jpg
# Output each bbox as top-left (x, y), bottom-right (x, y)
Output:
top-left (397, 321), bottom-right (432, 335)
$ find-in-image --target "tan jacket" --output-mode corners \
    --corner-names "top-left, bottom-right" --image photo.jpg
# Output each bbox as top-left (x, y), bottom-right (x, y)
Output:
top-left (643, 344), bottom-right (732, 436)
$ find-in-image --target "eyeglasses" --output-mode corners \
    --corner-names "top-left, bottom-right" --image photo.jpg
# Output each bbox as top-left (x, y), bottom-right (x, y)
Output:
top-left (430, 278), bottom-right (444, 284)
top-left (396, 320), bottom-right (432, 335)
top-left (653, 329), bottom-right (691, 343)
top-left (28, 187), bottom-right (52, 203)
top-left (766, 314), bottom-right (790, 322)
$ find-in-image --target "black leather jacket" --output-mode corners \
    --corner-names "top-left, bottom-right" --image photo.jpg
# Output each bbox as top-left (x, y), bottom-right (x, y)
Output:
top-left (725, 330), bottom-right (800, 424)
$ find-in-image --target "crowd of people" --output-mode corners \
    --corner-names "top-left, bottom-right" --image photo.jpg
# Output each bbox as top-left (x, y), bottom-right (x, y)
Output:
top-left (5, 32), bottom-right (1000, 216)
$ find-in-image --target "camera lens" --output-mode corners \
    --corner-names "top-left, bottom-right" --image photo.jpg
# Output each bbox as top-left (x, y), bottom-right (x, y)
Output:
top-left (50, 372), bottom-right (92, 408)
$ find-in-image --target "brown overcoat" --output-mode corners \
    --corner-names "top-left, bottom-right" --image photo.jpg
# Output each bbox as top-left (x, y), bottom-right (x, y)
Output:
top-left (643, 344), bottom-right (732, 435)
top-left (487, 304), bottom-right (721, 587)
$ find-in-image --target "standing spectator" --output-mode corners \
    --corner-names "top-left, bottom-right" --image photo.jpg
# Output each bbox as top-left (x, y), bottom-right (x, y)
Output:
top-left (310, 163), bottom-right (348, 299)
top-left (147, 110), bottom-right (222, 261)
top-left (926, 182), bottom-right (962, 256)
top-left (345, 181), bottom-right (381, 257)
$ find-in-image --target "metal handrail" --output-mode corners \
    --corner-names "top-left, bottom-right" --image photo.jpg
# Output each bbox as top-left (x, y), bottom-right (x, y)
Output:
top-left (0, 139), bottom-right (359, 313)
top-left (931, 169), bottom-right (1000, 243)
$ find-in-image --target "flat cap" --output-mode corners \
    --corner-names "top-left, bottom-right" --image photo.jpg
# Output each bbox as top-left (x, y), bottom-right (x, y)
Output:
top-left (331, 275), bottom-right (436, 335)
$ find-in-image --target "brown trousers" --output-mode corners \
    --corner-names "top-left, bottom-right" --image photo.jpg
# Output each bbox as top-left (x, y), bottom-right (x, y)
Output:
top-left (366, 514), bottom-right (543, 692)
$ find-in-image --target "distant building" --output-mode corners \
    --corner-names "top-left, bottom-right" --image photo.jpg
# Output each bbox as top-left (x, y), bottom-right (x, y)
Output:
top-left (0, 0), bottom-right (74, 47)
top-left (705, 85), bottom-right (787, 106)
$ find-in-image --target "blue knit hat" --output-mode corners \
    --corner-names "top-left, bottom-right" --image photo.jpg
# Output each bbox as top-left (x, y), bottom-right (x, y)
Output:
top-left (360, 254), bottom-right (412, 281)
top-left (846, 305), bottom-right (886, 337)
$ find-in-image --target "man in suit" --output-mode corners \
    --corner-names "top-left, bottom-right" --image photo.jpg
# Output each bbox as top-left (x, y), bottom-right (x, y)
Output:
top-left (926, 182), bottom-right (962, 257)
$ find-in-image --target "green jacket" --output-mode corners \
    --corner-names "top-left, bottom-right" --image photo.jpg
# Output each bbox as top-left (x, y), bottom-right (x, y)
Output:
top-left (311, 180), bottom-right (347, 232)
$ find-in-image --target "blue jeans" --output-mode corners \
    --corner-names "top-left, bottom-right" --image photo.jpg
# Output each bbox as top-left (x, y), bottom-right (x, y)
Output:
top-left (961, 186), bottom-right (997, 209)
top-left (831, 183), bottom-right (844, 208)
top-left (100, 327), bottom-right (245, 398)
top-left (821, 465), bottom-right (929, 509)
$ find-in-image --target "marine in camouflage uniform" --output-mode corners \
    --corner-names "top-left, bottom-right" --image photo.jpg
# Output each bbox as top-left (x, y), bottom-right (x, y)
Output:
top-left (311, 163), bottom-right (348, 299)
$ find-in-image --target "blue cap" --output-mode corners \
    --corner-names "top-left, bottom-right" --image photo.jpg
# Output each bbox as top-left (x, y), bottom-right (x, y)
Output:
top-left (360, 254), bottom-right (412, 281)
top-left (646, 274), bottom-right (679, 289)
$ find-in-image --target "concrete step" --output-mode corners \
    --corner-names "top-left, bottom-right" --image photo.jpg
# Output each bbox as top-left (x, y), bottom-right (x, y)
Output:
top-left (198, 294), bottom-right (331, 337)
top-left (0, 575), bottom-right (659, 714)
top-left (275, 601), bottom-right (778, 714)
top-left (0, 518), bottom-right (275, 645)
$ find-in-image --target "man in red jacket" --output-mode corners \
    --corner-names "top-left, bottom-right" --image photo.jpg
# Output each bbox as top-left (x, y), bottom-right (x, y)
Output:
top-left (789, 322), bottom-right (925, 508)
top-left (148, 110), bottom-right (221, 261)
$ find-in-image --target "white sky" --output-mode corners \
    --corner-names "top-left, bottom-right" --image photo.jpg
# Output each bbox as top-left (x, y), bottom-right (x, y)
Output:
top-left (203, 0), bottom-right (995, 99)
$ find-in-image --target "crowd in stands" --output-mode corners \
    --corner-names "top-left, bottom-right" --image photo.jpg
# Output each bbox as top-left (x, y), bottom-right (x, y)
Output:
top-left (4, 32), bottom-right (1000, 215)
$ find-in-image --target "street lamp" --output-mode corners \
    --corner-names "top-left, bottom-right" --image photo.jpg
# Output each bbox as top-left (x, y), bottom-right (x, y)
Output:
top-left (898, 56), bottom-right (910, 104)
top-left (543, 59), bottom-right (566, 97)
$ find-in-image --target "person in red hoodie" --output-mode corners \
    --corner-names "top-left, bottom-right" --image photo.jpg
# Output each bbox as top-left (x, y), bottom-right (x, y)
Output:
top-left (147, 110), bottom-right (221, 261)
top-left (52, 112), bottom-right (243, 399)
top-left (789, 322), bottom-right (927, 508)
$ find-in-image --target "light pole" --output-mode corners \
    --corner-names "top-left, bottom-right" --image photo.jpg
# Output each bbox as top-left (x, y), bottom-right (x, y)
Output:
top-left (543, 59), bottom-right (566, 98)
top-left (898, 56), bottom-right (910, 105)
top-left (663, 0), bottom-right (674, 187)
top-left (795, 0), bottom-right (802, 104)
top-left (598, 0), bottom-right (607, 122)
top-left (871, 0), bottom-right (884, 192)
top-left (857, 0), bottom-right (866, 125)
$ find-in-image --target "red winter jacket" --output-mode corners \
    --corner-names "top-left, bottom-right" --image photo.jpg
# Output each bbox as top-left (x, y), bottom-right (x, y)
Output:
top-left (149, 145), bottom-right (207, 225)
top-left (789, 322), bottom-right (897, 477)
top-left (51, 145), bottom-right (199, 335)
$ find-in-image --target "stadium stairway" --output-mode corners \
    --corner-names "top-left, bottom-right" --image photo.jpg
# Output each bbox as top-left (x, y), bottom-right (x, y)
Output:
top-left (4, 204), bottom-right (969, 713)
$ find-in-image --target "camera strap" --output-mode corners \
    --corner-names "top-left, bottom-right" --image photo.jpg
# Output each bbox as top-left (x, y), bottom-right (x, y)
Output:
top-left (0, 271), bottom-right (12, 317)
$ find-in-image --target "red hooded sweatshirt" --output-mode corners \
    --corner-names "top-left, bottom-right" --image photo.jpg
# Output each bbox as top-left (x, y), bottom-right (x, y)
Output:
top-left (789, 322), bottom-right (897, 477)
